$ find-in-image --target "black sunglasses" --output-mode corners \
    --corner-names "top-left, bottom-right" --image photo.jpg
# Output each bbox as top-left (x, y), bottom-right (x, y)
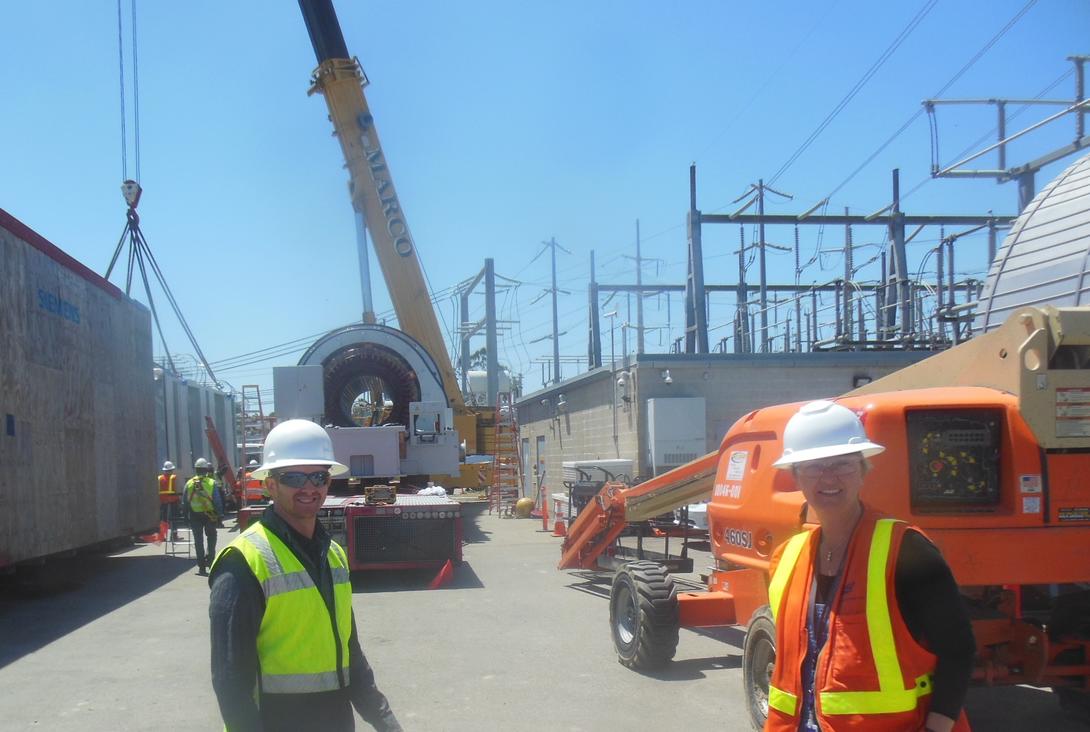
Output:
top-left (274, 470), bottom-right (332, 489)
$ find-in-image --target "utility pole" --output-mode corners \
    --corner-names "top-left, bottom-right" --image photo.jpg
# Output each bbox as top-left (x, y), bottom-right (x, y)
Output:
top-left (635, 220), bottom-right (644, 355)
top-left (738, 226), bottom-right (748, 353)
top-left (541, 237), bottom-right (570, 384)
top-left (550, 238), bottom-right (560, 383)
top-left (686, 165), bottom-right (709, 354)
top-left (843, 207), bottom-right (853, 343)
top-left (793, 225), bottom-right (801, 352)
top-left (758, 178), bottom-right (767, 351)
top-left (621, 219), bottom-right (649, 356)
top-left (587, 250), bottom-right (601, 369)
top-left (485, 258), bottom-right (498, 404)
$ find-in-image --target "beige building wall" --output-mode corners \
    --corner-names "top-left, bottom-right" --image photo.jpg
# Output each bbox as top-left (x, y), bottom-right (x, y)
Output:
top-left (517, 351), bottom-right (930, 498)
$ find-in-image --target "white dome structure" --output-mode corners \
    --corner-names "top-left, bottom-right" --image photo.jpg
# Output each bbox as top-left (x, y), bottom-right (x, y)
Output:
top-left (975, 151), bottom-right (1090, 333)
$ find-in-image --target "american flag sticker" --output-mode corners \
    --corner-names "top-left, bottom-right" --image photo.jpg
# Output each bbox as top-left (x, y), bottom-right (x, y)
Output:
top-left (1020, 475), bottom-right (1042, 494)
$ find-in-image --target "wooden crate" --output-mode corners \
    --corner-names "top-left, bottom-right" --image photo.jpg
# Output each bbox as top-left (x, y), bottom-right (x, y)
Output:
top-left (0, 209), bottom-right (157, 567)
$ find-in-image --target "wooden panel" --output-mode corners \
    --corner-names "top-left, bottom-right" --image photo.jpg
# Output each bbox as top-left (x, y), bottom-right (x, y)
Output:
top-left (0, 213), bottom-right (157, 567)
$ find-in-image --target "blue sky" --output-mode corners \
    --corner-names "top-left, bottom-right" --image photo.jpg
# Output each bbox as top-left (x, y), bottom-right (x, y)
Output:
top-left (2, 1), bottom-right (1087, 404)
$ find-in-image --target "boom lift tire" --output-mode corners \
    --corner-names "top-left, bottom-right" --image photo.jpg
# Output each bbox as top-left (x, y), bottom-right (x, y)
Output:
top-left (609, 561), bottom-right (679, 670)
top-left (742, 605), bottom-right (776, 731)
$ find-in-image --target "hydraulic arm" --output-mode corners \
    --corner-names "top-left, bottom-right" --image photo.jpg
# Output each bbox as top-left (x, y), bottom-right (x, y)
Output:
top-left (557, 451), bottom-right (718, 570)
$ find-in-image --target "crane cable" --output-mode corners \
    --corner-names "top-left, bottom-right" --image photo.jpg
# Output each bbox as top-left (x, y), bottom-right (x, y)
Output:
top-left (111, 1), bottom-right (224, 389)
top-left (116, 0), bottom-right (141, 181)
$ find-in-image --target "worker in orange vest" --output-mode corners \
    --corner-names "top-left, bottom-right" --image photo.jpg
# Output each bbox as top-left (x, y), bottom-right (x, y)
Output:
top-left (242, 459), bottom-right (267, 504)
top-left (764, 401), bottom-right (975, 732)
top-left (158, 460), bottom-right (181, 538)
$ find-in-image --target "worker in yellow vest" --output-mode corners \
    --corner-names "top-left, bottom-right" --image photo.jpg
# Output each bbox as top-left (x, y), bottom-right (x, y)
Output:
top-left (183, 457), bottom-right (220, 576)
top-left (158, 460), bottom-right (181, 540)
top-left (209, 420), bottom-right (401, 731)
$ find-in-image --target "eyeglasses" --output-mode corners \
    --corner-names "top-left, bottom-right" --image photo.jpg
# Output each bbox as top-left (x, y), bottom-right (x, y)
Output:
top-left (274, 470), bottom-right (332, 489)
top-left (796, 459), bottom-right (862, 479)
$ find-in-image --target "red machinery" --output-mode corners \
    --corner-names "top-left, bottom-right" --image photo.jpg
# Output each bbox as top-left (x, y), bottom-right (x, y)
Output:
top-left (238, 493), bottom-right (463, 571)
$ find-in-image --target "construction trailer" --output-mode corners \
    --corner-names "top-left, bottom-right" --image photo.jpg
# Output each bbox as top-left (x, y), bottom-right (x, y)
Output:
top-left (0, 209), bottom-right (157, 568)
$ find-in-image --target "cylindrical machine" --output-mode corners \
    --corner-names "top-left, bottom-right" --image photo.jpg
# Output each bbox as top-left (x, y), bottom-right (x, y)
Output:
top-left (299, 323), bottom-right (449, 428)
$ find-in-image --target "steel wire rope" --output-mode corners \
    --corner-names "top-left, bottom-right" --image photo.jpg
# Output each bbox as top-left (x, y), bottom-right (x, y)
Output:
top-left (208, 328), bottom-right (337, 368)
top-left (510, 283), bottom-right (536, 376)
top-left (694, 1), bottom-right (840, 161)
top-left (213, 346), bottom-right (314, 373)
top-left (517, 303), bottom-right (587, 342)
top-left (115, 0), bottom-right (127, 180)
top-left (822, 0), bottom-right (1039, 204)
top-left (502, 284), bottom-right (528, 376)
top-left (130, 0), bottom-right (140, 181)
top-left (137, 227), bottom-right (222, 386)
top-left (767, 0), bottom-right (939, 188)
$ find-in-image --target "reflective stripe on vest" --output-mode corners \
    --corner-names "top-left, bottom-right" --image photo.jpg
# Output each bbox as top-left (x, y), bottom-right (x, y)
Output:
top-left (768, 686), bottom-right (799, 716)
top-left (820, 519), bottom-right (932, 714)
top-left (767, 531), bottom-right (809, 716)
top-left (158, 473), bottom-right (176, 494)
top-left (768, 531), bottom-right (809, 625)
top-left (211, 523), bottom-right (353, 695)
top-left (767, 519), bottom-right (932, 718)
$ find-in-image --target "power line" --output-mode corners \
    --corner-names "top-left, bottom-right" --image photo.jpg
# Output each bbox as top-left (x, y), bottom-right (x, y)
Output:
top-left (822, 0), bottom-right (1039, 203)
top-left (768, 0), bottom-right (939, 187)
top-left (695, 0), bottom-right (840, 161)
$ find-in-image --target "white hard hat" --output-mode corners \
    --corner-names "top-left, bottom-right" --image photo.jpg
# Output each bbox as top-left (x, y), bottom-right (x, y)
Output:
top-left (248, 459), bottom-right (259, 466)
top-left (162, 460), bottom-right (176, 471)
top-left (194, 457), bottom-right (212, 469)
top-left (772, 400), bottom-right (885, 469)
top-left (252, 419), bottom-right (348, 480)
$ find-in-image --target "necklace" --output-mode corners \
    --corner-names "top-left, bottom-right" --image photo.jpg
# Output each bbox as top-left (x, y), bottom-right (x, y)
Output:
top-left (821, 537), bottom-right (847, 565)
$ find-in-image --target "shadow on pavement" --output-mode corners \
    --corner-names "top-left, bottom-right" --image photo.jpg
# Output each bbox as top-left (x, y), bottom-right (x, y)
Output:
top-left (351, 562), bottom-right (484, 593)
top-left (458, 500), bottom-right (491, 544)
top-left (0, 549), bottom-right (191, 669)
top-left (636, 653), bottom-right (743, 681)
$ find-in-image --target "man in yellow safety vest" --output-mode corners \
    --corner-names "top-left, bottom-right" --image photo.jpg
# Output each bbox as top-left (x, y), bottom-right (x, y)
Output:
top-left (208, 420), bottom-right (401, 731)
top-left (183, 457), bottom-right (220, 576)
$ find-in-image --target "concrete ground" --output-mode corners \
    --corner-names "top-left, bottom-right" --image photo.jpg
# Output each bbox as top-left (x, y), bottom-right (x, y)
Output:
top-left (0, 503), bottom-right (1083, 731)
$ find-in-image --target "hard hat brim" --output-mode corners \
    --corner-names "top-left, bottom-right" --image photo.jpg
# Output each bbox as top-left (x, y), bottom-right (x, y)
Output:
top-left (251, 459), bottom-right (349, 481)
top-left (772, 440), bottom-right (885, 469)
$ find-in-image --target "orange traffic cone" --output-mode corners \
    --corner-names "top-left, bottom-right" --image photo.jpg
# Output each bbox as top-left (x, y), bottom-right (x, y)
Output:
top-left (427, 559), bottom-right (454, 590)
top-left (552, 518), bottom-right (567, 537)
top-left (139, 520), bottom-right (169, 544)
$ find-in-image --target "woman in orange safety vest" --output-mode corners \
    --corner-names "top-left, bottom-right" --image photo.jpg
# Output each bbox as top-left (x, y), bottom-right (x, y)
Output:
top-left (764, 400), bottom-right (975, 732)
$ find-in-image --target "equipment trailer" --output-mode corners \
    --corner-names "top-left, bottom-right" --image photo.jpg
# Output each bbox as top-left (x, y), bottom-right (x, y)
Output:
top-left (559, 305), bottom-right (1090, 727)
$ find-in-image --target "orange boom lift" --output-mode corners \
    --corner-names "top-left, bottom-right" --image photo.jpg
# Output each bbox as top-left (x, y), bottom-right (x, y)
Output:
top-left (559, 305), bottom-right (1090, 726)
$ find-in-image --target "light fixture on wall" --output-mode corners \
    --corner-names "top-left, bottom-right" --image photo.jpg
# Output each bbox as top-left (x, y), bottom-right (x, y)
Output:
top-left (616, 372), bottom-right (631, 403)
top-left (557, 394), bottom-right (567, 412)
top-left (852, 374), bottom-right (873, 389)
top-left (661, 369), bottom-right (672, 385)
